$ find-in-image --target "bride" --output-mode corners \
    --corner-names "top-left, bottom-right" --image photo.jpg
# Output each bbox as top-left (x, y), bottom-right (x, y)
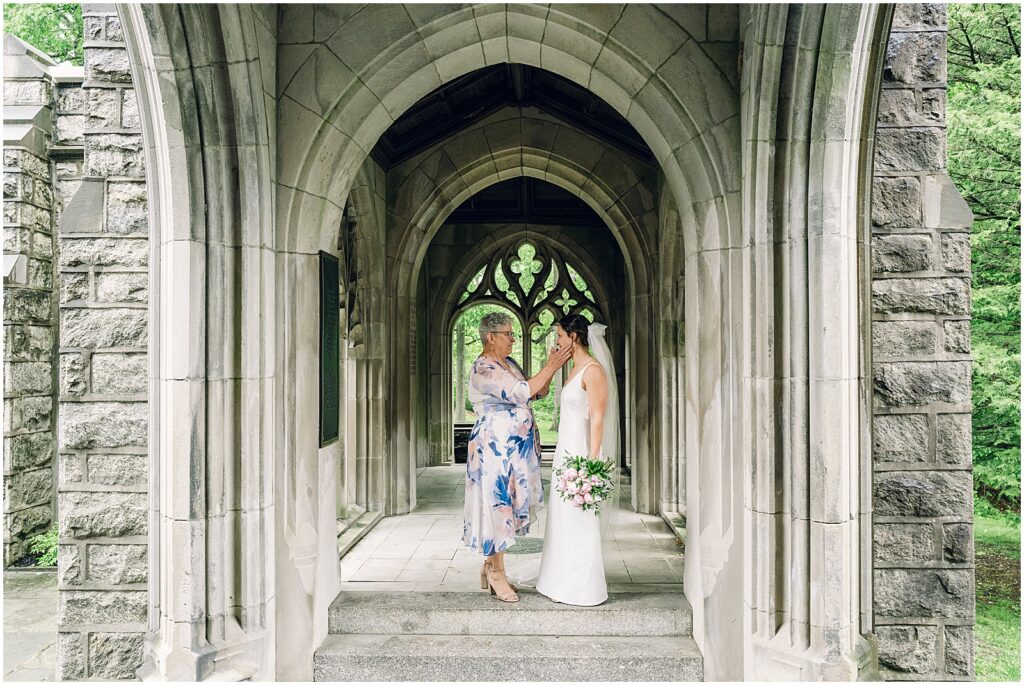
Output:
top-left (532, 313), bottom-right (619, 606)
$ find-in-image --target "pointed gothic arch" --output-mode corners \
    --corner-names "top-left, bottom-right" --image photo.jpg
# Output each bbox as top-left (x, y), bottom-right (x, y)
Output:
top-left (424, 221), bottom-right (627, 466)
top-left (111, 4), bottom-right (945, 681)
top-left (453, 239), bottom-right (606, 330)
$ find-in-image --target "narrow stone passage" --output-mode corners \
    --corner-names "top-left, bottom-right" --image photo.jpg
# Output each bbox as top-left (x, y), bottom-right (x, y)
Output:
top-left (338, 465), bottom-right (684, 593)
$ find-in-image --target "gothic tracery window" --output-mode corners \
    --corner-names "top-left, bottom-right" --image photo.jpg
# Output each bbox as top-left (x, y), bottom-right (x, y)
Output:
top-left (455, 240), bottom-right (602, 344)
top-left (451, 240), bottom-right (603, 444)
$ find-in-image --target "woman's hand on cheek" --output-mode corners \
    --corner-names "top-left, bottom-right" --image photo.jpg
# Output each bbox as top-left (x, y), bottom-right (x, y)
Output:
top-left (549, 344), bottom-right (571, 369)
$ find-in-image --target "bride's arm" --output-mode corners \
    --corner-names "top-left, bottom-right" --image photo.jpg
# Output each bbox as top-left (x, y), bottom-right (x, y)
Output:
top-left (583, 364), bottom-right (608, 458)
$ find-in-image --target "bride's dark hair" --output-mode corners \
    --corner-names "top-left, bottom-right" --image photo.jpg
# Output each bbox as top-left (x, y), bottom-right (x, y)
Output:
top-left (557, 313), bottom-right (590, 347)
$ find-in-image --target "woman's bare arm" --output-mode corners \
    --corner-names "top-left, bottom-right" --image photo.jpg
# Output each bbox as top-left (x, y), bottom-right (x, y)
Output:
top-left (583, 363), bottom-right (608, 458)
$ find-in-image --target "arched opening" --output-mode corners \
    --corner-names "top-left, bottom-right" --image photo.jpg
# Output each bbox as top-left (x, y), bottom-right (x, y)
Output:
top-left (387, 127), bottom-right (657, 508)
top-left (111, 4), bottom-right (960, 682)
top-left (322, 49), bottom-right (683, 597)
top-left (120, 4), bottom-right (741, 677)
top-left (446, 229), bottom-right (612, 460)
top-left (273, 16), bottom-right (727, 675)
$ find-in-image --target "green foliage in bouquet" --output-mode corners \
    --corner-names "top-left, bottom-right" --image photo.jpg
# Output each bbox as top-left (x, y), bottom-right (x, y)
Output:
top-left (563, 455), bottom-right (613, 480)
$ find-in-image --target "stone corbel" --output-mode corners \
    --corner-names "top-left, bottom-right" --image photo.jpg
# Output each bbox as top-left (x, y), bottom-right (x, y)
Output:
top-left (57, 177), bottom-right (105, 234)
top-left (923, 173), bottom-right (974, 229)
top-left (340, 206), bottom-right (363, 341)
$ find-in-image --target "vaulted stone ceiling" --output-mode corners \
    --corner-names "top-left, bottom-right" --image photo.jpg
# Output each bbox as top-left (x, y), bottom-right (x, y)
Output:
top-left (446, 177), bottom-right (605, 227)
top-left (370, 64), bottom-right (656, 169)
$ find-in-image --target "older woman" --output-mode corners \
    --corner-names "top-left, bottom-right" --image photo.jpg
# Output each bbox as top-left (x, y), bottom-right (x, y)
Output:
top-left (463, 311), bottom-right (571, 603)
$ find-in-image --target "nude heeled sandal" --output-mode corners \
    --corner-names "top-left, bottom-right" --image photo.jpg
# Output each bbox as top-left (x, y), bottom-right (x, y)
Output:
top-left (486, 566), bottom-right (520, 603)
top-left (481, 559), bottom-right (517, 591)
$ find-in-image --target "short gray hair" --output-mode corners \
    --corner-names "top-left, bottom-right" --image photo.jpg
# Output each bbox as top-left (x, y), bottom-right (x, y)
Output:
top-left (479, 311), bottom-right (513, 343)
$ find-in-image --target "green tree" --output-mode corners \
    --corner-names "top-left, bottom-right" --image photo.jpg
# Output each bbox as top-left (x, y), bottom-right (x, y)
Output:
top-left (451, 303), bottom-right (524, 414)
top-left (948, 4), bottom-right (1021, 512)
top-left (3, 3), bottom-right (83, 65)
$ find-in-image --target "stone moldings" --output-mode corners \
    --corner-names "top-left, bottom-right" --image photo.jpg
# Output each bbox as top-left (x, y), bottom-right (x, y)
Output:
top-left (872, 3), bottom-right (975, 680)
top-left (402, 106), bottom-right (639, 469)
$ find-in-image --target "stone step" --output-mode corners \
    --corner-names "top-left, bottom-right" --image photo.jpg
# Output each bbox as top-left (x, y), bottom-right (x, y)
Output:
top-left (313, 633), bottom-right (704, 681)
top-left (328, 590), bottom-right (692, 637)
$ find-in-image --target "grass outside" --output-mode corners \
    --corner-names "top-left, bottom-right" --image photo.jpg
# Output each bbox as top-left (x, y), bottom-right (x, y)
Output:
top-left (538, 426), bottom-right (559, 447)
top-left (974, 509), bottom-right (1021, 681)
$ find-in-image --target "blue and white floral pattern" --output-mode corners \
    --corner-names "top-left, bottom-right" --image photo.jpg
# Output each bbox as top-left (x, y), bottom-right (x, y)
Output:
top-left (462, 355), bottom-right (543, 555)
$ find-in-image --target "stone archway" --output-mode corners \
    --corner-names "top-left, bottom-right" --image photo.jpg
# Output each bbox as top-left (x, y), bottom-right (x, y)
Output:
top-left (118, 5), bottom-right (750, 679)
top-left (101, 3), bottom-right (975, 682)
top-left (119, 5), bottom-right (280, 681)
top-left (382, 107), bottom-right (660, 520)
top-left (273, 33), bottom-right (743, 667)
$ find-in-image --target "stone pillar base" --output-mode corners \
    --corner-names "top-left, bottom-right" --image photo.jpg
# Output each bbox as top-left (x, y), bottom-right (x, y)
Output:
top-left (139, 631), bottom-right (264, 682)
top-left (751, 632), bottom-right (877, 681)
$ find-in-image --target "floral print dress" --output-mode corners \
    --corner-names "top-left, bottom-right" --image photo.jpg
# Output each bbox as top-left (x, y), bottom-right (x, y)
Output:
top-left (462, 355), bottom-right (543, 556)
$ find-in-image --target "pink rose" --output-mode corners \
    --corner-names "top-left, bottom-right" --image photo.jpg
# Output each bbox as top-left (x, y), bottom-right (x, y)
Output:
top-left (581, 482), bottom-right (592, 494)
top-left (591, 475), bottom-right (600, 485)
top-left (565, 468), bottom-right (577, 480)
top-left (573, 494), bottom-right (585, 505)
top-left (584, 493), bottom-right (594, 503)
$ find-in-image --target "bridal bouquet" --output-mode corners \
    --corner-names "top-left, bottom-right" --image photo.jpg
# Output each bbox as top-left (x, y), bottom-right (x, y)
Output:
top-left (553, 455), bottom-right (615, 515)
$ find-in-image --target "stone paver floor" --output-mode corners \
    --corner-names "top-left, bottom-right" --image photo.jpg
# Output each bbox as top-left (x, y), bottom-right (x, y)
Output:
top-left (3, 570), bottom-right (57, 681)
top-left (339, 464), bottom-right (685, 593)
top-left (0, 470), bottom-right (680, 680)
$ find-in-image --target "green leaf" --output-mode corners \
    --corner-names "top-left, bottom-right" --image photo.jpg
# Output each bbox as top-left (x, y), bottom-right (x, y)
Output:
top-left (3, 3), bottom-right (84, 65)
top-left (949, 4), bottom-right (1022, 513)
top-left (27, 523), bottom-right (58, 567)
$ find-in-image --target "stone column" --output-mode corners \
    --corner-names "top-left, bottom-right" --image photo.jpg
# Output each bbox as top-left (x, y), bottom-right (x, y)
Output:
top-left (346, 164), bottom-right (388, 514)
top-left (55, 4), bottom-right (150, 679)
top-left (871, 4), bottom-right (975, 680)
top-left (739, 4), bottom-right (894, 679)
top-left (3, 36), bottom-right (58, 566)
top-left (656, 199), bottom-right (686, 520)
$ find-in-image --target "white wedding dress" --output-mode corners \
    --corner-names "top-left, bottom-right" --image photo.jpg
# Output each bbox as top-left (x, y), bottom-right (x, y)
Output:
top-left (534, 361), bottom-right (608, 606)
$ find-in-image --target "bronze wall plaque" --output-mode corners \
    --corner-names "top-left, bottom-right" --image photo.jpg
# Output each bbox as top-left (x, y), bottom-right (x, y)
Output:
top-left (319, 251), bottom-right (340, 446)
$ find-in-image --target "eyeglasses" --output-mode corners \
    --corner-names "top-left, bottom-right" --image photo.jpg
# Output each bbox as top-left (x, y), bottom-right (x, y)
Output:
top-left (492, 330), bottom-right (516, 340)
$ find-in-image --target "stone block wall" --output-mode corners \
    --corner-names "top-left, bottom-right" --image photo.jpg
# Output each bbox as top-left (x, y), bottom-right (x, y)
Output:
top-left (55, 5), bottom-right (149, 679)
top-left (871, 4), bottom-right (975, 680)
top-left (53, 70), bottom-right (89, 208)
top-left (3, 36), bottom-right (58, 565)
